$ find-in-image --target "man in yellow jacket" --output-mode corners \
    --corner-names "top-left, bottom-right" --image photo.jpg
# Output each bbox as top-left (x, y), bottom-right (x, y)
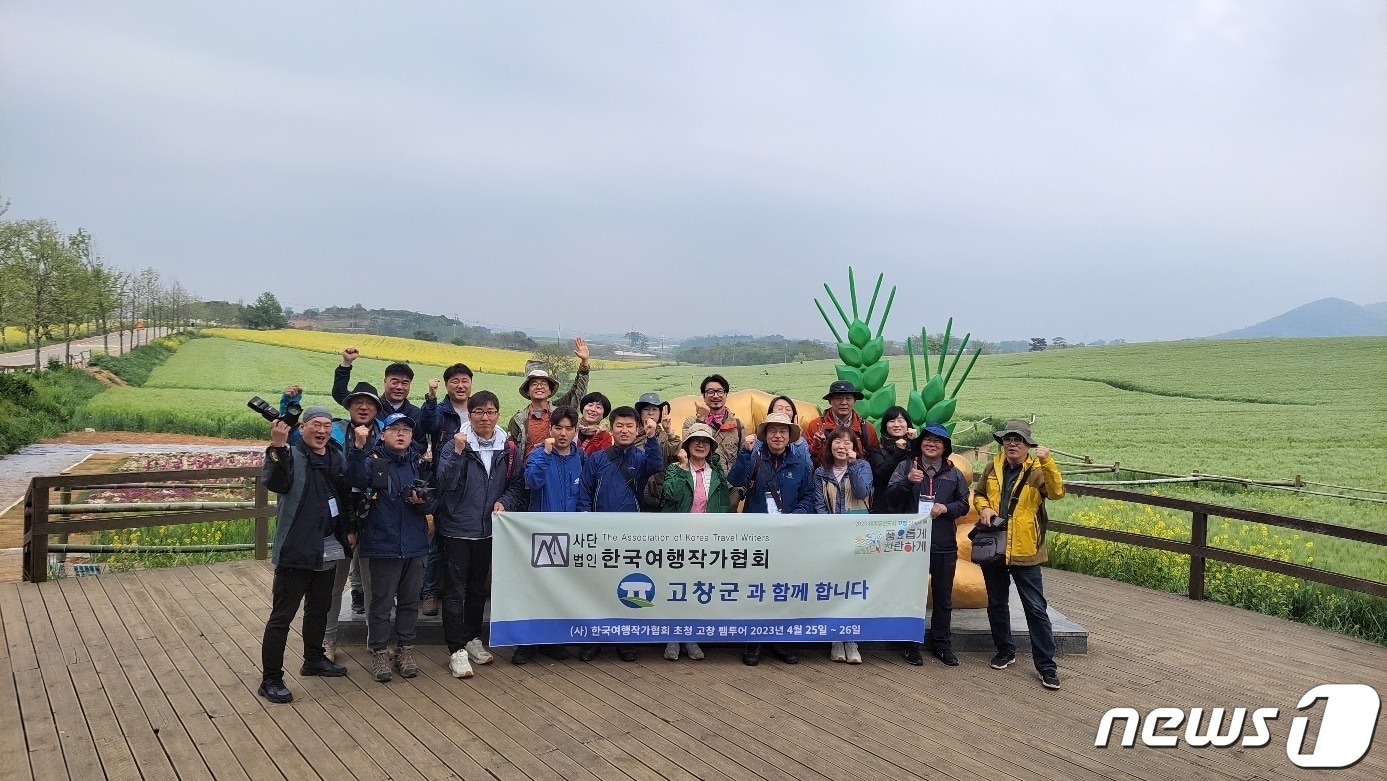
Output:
top-left (973, 419), bottom-right (1065, 690)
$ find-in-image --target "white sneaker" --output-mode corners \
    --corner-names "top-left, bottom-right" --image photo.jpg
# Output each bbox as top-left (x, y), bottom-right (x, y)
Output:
top-left (845, 642), bottom-right (862, 665)
top-left (685, 643), bottom-right (704, 660)
top-left (464, 639), bottom-right (494, 665)
top-left (830, 642), bottom-right (846, 662)
top-left (449, 649), bottom-right (474, 679)
top-left (664, 642), bottom-right (680, 660)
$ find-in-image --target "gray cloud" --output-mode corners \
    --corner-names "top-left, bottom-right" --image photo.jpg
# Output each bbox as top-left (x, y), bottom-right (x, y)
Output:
top-left (2, 0), bottom-right (1383, 343)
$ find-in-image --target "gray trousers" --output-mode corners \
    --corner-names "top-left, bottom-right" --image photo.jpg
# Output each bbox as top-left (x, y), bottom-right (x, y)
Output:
top-left (324, 549), bottom-right (370, 644)
top-left (366, 556), bottom-right (426, 651)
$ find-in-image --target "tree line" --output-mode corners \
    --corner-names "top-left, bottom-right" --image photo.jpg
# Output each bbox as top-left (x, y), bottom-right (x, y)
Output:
top-left (0, 206), bottom-right (196, 367)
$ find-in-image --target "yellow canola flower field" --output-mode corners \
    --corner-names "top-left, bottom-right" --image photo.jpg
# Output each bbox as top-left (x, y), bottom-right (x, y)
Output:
top-left (204, 327), bottom-right (647, 374)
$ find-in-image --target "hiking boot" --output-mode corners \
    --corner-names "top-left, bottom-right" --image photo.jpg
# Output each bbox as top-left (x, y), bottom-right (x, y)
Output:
top-left (541, 645), bottom-right (570, 661)
top-left (1040, 670), bottom-right (1061, 690)
top-left (464, 639), bottom-right (493, 665)
top-left (323, 642), bottom-right (337, 662)
top-left (258, 679), bottom-right (293, 704)
top-left (395, 646), bottom-right (419, 678)
top-left (449, 649), bottom-right (474, 679)
top-left (685, 643), bottom-right (704, 661)
top-left (664, 643), bottom-right (680, 661)
top-left (577, 645), bottom-right (600, 661)
top-left (772, 645), bottom-right (799, 665)
top-left (351, 589), bottom-right (365, 615)
top-left (372, 649), bottom-right (393, 682)
top-left (511, 646), bottom-right (535, 665)
top-left (990, 652), bottom-right (1016, 670)
top-left (844, 642), bottom-right (862, 665)
top-left (420, 593), bottom-right (439, 617)
top-left (617, 645), bottom-right (637, 662)
top-left (830, 642), bottom-right (847, 662)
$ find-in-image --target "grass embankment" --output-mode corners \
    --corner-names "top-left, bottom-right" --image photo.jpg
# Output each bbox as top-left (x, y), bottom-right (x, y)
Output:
top-left (0, 367), bottom-right (105, 454)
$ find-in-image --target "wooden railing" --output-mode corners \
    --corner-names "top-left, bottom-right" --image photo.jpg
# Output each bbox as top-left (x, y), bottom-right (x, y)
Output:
top-left (22, 467), bottom-right (273, 583)
top-left (1053, 483), bottom-right (1387, 600)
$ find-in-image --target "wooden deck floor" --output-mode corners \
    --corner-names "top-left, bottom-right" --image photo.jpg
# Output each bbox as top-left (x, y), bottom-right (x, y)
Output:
top-left (1, 561), bottom-right (1383, 781)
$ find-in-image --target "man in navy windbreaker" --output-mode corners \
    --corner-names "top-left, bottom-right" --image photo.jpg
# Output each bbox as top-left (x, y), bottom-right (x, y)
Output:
top-left (345, 413), bottom-right (435, 682)
top-left (431, 391), bottom-right (526, 680)
top-left (575, 405), bottom-right (662, 662)
top-left (575, 406), bottom-right (663, 514)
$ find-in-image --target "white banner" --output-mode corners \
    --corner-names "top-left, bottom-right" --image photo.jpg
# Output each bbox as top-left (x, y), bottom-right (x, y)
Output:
top-left (489, 512), bottom-right (931, 646)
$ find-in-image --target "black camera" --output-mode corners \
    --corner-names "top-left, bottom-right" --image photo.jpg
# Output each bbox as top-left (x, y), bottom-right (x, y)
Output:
top-left (406, 479), bottom-right (435, 504)
top-left (248, 396), bottom-right (302, 427)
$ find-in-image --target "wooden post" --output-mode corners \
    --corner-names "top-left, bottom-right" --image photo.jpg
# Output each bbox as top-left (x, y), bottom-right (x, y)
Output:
top-left (1189, 511), bottom-right (1208, 600)
top-left (254, 476), bottom-right (270, 561)
top-left (1192, 469), bottom-right (1200, 488)
top-left (24, 481), bottom-right (50, 583)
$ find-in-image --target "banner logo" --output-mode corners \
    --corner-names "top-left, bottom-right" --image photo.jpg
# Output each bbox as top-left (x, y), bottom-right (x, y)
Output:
top-left (617, 573), bottom-right (656, 608)
top-left (531, 533), bottom-right (569, 568)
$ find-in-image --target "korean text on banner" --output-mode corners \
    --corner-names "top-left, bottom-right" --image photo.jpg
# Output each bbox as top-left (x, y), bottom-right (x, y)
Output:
top-left (489, 512), bottom-right (930, 646)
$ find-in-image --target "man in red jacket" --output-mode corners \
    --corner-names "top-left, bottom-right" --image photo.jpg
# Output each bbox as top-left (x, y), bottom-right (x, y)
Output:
top-left (802, 380), bottom-right (880, 466)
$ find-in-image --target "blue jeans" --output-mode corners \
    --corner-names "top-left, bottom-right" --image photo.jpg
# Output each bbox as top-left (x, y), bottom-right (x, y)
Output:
top-left (981, 562), bottom-right (1056, 674)
top-left (422, 537), bottom-right (441, 597)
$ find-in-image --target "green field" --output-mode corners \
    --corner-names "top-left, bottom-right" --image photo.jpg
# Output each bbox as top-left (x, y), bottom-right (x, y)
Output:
top-left (81, 333), bottom-right (1386, 500)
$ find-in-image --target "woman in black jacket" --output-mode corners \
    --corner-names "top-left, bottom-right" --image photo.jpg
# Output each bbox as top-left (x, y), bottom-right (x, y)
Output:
top-left (886, 422), bottom-right (971, 667)
top-left (867, 406), bottom-right (915, 513)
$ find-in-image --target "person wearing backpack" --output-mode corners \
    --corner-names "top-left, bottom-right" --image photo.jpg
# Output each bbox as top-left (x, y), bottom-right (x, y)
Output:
top-left (972, 419), bottom-right (1065, 690)
top-left (886, 423), bottom-right (971, 667)
top-left (727, 412), bottom-right (816, 666)
top-left (432, 391), bottom-right (527, 680)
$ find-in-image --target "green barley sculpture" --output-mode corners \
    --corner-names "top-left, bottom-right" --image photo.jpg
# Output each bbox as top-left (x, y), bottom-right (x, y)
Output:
top-left (904, 316), bottom-right (982, 436)
top-left (814, 267), bottom-right (898, 422)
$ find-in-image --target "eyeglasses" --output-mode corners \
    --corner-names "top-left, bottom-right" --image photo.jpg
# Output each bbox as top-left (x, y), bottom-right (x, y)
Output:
top-left (469, 409), bottom-right (500, 417)
top-left (303, 421), bottom-right (333, 431)
top-left (1000, 435), bottom-right (1027, 445)
top-left (703, 388), bottom-right (727, 396)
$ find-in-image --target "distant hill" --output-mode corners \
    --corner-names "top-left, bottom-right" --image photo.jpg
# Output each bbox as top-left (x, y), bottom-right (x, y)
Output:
top-left (1211, 298), bottom-right (1387, 339)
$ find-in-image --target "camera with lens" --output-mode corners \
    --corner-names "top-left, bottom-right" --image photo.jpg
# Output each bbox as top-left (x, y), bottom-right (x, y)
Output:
top-left (247, 396), bottom-right (301, 427)
top-left (406, 479), bottom-right (435, 504)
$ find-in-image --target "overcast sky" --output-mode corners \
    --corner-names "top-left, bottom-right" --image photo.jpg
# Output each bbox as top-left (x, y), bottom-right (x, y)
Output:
top-left (3, 1), bottom-right (1384, 343)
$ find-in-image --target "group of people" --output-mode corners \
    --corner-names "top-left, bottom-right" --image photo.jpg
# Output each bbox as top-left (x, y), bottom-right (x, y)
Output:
top-left (257, 340), bottom-right (1066, 706)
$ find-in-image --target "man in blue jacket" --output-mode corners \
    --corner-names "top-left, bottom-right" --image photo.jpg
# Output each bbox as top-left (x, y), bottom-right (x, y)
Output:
top-left (345, 413), bottom-right (435, 682)
top-left (432, 390), bottom-right (526, 680)
top-left (728, 411), bottom-right (816, 665)
top-left (513, 405), bottom-right (586, 665)
top-left (575, 405), bottom-right (663, 662)
top-left (258, 407), bottom-right (356, 704)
